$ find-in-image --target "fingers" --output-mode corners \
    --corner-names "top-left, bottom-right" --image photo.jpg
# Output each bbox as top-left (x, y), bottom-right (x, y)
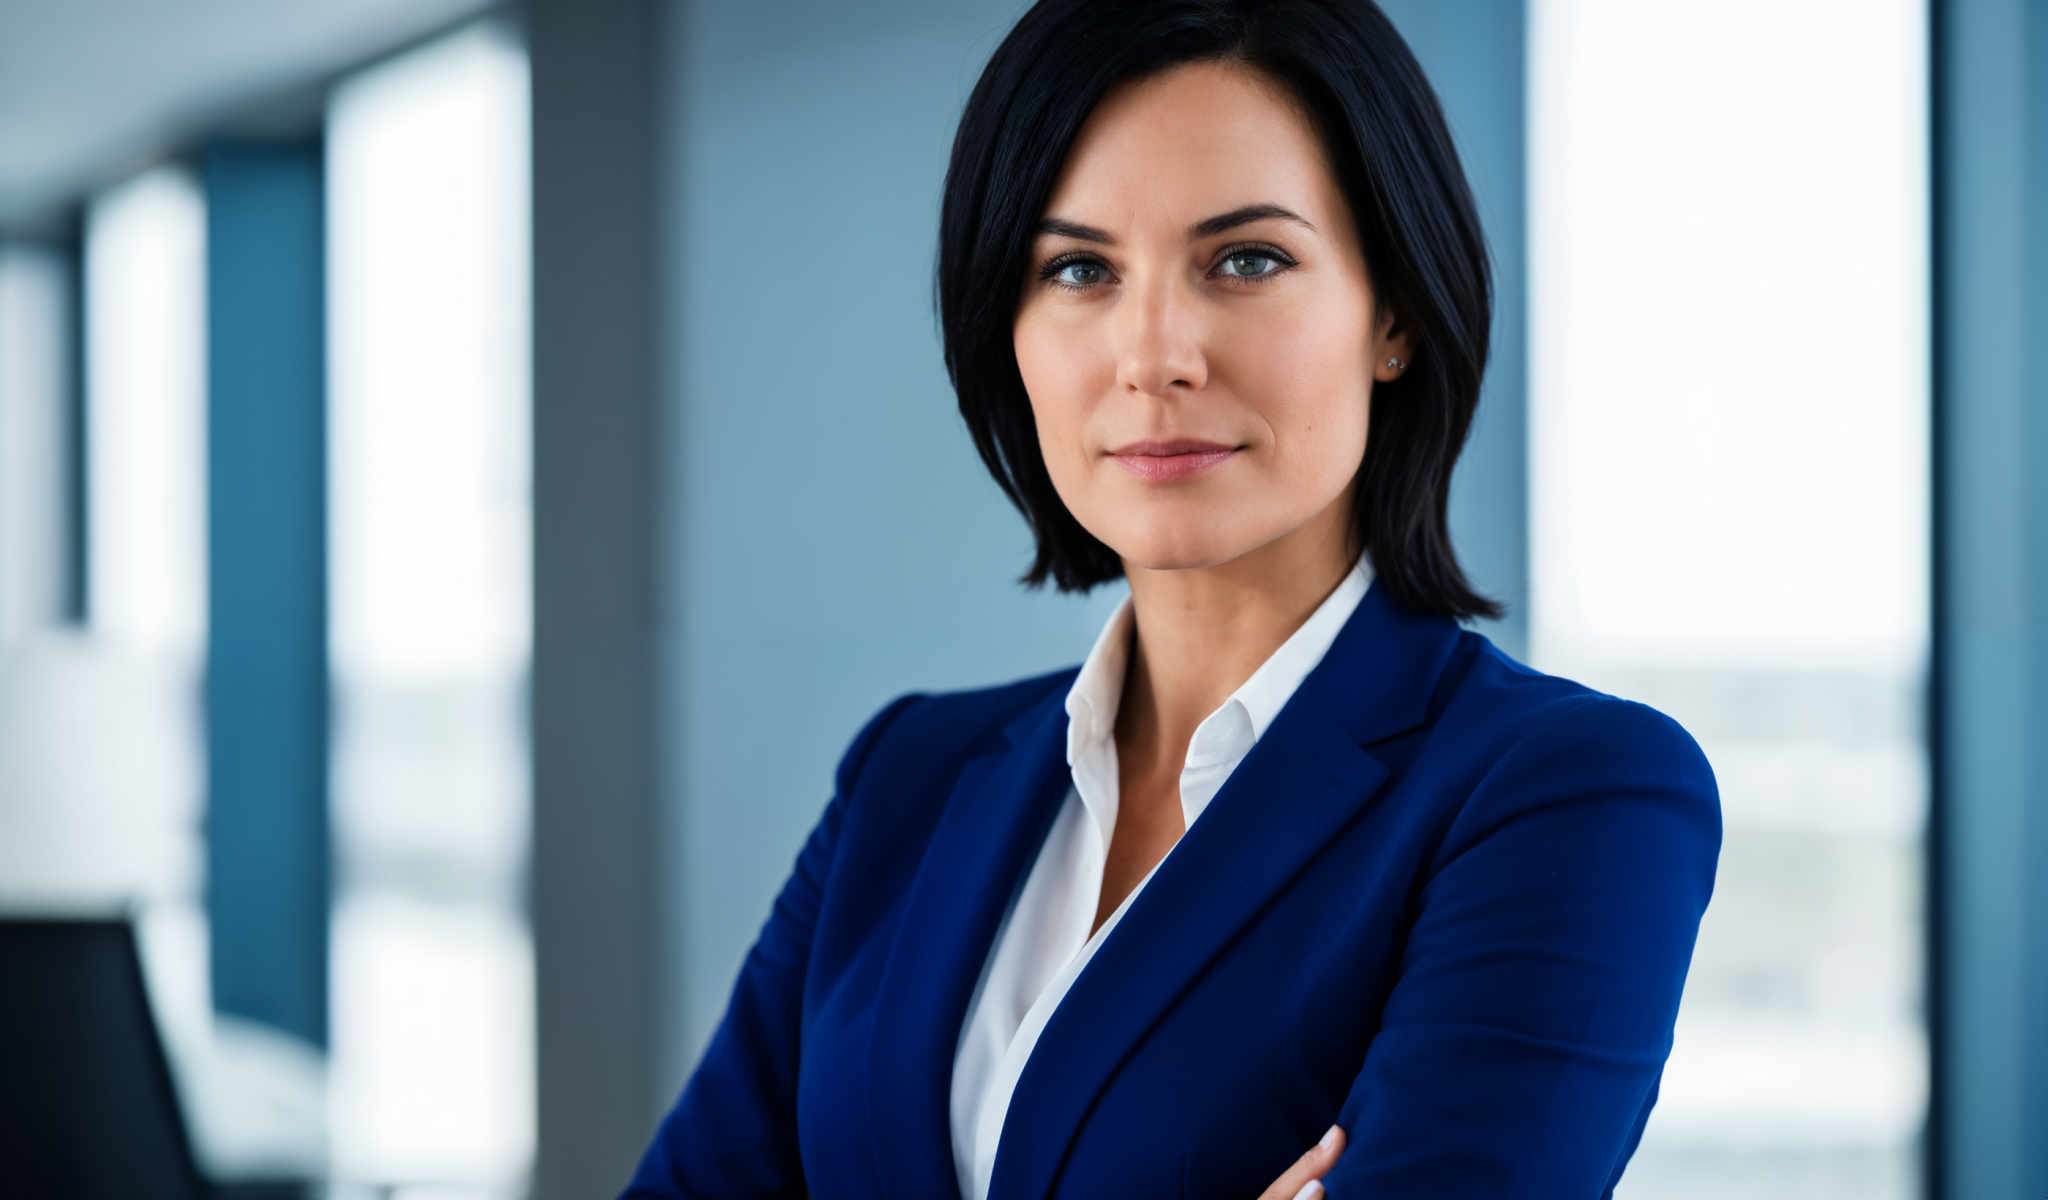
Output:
top-left (1253, 1123), bottom-right (1346, 1200)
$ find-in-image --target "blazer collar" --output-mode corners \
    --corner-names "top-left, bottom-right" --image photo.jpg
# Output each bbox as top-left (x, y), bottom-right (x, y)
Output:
top-left (865, 577), bottom-right (1464, 1200)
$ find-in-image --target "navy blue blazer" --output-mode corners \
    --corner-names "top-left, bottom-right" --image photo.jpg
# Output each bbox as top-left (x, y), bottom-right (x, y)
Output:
top-left (623, 579), bottom-right (1721, 1199)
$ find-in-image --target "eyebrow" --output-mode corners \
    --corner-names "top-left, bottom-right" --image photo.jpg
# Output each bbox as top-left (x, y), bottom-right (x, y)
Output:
top-left (1034, 202), bottom-right (1317, 245)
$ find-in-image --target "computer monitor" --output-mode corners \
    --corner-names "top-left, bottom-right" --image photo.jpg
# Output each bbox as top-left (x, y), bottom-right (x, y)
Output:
top-left (0, 915), bottom-right (208, 1198)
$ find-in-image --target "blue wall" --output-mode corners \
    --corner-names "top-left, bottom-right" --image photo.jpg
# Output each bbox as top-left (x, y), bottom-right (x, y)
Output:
top-left (1383, 0), bottom-right (1528, 659)
top-left (201, 140), bottom-right (329, 1049)
top-left (1933, 0), bottom-right (2048, 1196)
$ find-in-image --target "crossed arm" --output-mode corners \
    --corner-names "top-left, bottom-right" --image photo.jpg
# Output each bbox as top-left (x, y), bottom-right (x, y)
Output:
top-left (620, 690), bottom-right (924, 1200)
top-left (1310, 694), bottom-right (1722, 1198)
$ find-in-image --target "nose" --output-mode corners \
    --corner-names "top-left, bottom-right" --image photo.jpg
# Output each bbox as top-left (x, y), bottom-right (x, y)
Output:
top-left (1112, 277), bottom-right (1209, 398)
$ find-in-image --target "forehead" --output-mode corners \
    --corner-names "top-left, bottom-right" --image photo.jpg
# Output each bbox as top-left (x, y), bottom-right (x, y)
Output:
top-left (1039, 60), bottom-right (1344, 235)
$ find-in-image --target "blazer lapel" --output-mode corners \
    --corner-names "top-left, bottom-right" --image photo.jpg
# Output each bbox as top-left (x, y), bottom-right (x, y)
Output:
top-left (861, 579), bottom-right (1464, 1200)
top-left (984, 579), bottom-right (1464, 1200)
top-left (866, 673), bottom-right (1079, 1200)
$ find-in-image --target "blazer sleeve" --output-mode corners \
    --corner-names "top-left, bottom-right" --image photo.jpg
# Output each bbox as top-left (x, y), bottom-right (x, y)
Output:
top-left (1318, 693), bottom-right (1722, 1199)
top-left (620, 689), bottom-right (925, 1199)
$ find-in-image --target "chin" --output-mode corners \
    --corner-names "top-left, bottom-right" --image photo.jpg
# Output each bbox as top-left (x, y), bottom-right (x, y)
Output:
top-left (1096, 520), bottom-right (1253, 573)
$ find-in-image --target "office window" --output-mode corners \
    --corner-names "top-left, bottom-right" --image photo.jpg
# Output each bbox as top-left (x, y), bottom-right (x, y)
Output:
top-left (74, 167), bottom-right (213, 1048)
top-left (1528, 2), bottom-right (1930, 1197)
top-left (84, 165), bottom-right (208, 658)
top-left (0, 244), bottom-right (72, 644)
top-left (326, 19), bottom-right (532, 1193)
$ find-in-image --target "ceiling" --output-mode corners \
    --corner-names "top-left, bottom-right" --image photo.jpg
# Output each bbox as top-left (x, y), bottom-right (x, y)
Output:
top-left (0, 0), bottom-right (497, 233)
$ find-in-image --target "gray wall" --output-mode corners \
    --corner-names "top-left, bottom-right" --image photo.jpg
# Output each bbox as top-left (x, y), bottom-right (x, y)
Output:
top-left (649, 0), bottom-right (1529, 1114)
top-left (530, 1), bottom-right (663, 1193)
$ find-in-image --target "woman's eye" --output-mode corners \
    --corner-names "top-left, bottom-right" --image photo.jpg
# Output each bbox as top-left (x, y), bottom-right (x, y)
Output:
top-left (1037, 246), bottom-right (1294, 291)
top-left (1220, 250), bottom-right (1282, 279)
top-left (1052, 260), bottom-right (1107, 288)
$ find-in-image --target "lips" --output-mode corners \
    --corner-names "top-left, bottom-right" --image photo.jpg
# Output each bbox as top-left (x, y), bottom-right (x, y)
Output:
top-left (1109, 438), bottom-right (1239, 456)
top-left (1107, 443), bottom-right (1240, 482)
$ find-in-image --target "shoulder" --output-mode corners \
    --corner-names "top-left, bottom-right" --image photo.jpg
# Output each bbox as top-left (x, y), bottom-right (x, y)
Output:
top-left (1401, 633), bottom-right (1725, 922)
top-left (1436, 631), bottom-right (1715, 788)
top-left (834, 661), bottom-right (1078, 789)
top-left (1423, 631), bottom-right (1721, 848)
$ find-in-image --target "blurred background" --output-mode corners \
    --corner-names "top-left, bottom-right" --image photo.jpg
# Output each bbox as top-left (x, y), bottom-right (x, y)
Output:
top-left (0, 0), bottom-right (2039, 1197)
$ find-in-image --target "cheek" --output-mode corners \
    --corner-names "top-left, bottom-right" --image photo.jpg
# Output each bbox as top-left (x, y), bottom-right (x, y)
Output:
top-left (1014, 340), bottom-right (1085, 499)
top-left (1258, 326), bottom-right (1373, 474)
top-left (1015, 320), bottom-right (1095, 454)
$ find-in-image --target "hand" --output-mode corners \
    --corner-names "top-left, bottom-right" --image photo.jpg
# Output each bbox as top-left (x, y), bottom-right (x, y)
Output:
top-left (1255, 1123), bottom-right (1346, 1200)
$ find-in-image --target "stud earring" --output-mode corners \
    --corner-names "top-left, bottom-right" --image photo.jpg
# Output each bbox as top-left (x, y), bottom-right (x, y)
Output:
top-left (1385, 357), bottom-right (1404, 371)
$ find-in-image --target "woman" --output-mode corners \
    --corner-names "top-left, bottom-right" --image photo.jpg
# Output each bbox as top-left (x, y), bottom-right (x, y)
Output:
top-left (624, 1), bottom-right (1720, 1197)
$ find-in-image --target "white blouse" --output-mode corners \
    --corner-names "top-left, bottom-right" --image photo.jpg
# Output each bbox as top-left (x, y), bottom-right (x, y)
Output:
top-left (947, 552), bottom-right (1375, 1200)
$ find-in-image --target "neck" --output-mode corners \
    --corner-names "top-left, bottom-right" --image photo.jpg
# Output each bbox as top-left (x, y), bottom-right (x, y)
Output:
top-left (1113, 515), bottom-right (1358, 781)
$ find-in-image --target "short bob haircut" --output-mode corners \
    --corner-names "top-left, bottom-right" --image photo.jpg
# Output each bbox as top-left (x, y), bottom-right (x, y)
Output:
top-left (934, 0), bottom-right (1505, 623)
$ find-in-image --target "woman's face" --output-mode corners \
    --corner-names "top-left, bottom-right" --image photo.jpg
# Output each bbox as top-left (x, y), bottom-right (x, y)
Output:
top-left (1013, 60), bottom-right (1410, 576)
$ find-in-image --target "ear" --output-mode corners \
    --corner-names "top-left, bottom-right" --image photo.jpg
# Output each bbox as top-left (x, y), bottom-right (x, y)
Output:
top-left (1372, 304), bottom-right (1415, 383)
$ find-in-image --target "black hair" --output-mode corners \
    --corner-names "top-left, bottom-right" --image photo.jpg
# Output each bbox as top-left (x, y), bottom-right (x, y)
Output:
top-left (933, 0), bottom-right (1504, 623)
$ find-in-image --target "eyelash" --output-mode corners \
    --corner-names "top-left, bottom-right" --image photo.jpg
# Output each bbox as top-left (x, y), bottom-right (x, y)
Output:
top-left (1034, 242), bottom-right (1299, 292)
